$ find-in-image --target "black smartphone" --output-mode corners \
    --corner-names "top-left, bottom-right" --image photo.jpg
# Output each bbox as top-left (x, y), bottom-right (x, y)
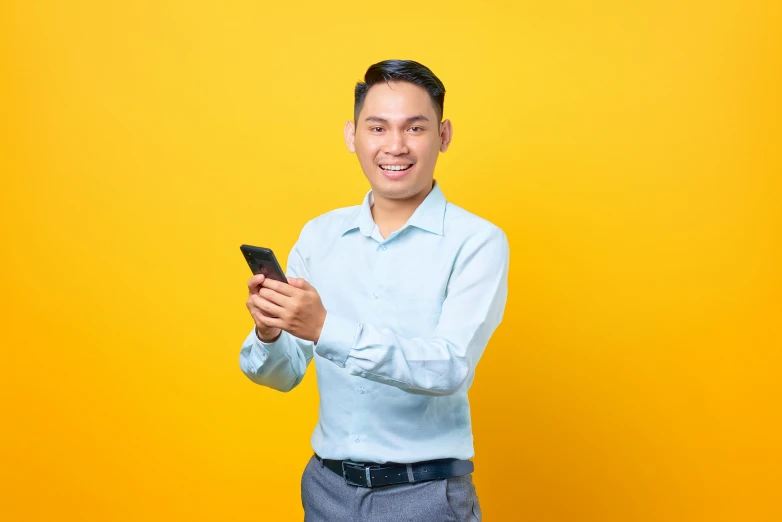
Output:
top-left (240, 244), bottom-right (288, 283)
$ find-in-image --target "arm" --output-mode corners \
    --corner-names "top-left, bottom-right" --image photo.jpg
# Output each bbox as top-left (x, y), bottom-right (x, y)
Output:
top-left (239, 228), bottom-right (315, 392)
top-left (315, 228), bottom-right (509, 396)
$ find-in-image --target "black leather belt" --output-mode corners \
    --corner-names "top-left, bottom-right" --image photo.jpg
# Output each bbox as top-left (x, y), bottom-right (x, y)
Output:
top-left (315, 454), bottom-right (474, 488)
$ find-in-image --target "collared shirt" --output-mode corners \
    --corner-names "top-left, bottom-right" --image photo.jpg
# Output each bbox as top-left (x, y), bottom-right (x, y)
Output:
top-left (239, 180), bottom-right (509, 463)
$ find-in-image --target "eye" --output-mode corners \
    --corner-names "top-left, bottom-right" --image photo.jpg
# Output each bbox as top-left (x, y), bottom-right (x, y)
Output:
top-left (370, 126), bottom-right (384, 132)
top-left (409, 126), bottom-right (424, 132)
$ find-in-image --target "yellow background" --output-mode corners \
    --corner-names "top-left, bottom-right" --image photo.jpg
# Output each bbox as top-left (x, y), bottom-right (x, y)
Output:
top-left (2, 1), bottom-right (780, 520)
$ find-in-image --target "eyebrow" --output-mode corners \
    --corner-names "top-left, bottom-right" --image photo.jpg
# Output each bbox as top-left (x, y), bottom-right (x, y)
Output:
top-left (364, 115), bottom-right (431, 125)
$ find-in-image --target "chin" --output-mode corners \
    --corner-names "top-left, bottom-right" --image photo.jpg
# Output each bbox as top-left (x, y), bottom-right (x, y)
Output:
top-left (373, 178), bottom-right (430, 201)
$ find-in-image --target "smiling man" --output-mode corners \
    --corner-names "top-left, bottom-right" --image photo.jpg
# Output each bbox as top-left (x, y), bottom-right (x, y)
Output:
top-left (239, 60), bottom-right (509, 521)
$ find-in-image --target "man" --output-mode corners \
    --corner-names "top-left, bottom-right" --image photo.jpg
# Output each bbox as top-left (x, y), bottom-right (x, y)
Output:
top-left (239, 60), bottom-right (509, 521)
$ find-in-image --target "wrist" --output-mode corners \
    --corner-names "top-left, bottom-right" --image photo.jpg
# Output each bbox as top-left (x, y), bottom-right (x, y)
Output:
top-left (314, 309), bottom-right (330, 344)
top-left (257, 327), bottom-right (282, 343)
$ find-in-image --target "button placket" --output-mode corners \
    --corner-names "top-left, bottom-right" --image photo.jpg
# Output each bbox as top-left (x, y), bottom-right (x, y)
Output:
top-left (373, 241), bottom-right (386, 300)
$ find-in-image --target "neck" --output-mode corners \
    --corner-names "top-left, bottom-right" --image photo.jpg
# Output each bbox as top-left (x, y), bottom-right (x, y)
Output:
top-left (370, 182), bottom-right (434, 235)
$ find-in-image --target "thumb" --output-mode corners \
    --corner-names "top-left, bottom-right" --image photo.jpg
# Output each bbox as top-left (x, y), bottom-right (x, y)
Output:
top-left (288, 277), bottom-right (309, 289)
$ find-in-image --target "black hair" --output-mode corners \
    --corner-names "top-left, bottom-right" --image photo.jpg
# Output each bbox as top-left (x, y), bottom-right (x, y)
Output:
top-left (354, 60), bottom-right (446, 123)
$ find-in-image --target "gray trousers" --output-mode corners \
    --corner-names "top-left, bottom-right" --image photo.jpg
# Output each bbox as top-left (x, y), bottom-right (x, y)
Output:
top-left (301, 455), bottom-right (482, 521)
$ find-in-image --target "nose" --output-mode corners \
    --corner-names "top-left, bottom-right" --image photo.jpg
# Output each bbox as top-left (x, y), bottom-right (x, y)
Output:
top-left (384, 130), bottom-right (409, 156)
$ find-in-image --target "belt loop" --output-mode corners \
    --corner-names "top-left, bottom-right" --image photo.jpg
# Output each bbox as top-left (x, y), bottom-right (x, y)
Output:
top-left (406, 464), bottom-right (415, 483)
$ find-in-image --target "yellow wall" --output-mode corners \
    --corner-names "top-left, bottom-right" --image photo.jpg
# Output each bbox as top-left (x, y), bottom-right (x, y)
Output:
top-left (2, 1), bottom-right (780, 520)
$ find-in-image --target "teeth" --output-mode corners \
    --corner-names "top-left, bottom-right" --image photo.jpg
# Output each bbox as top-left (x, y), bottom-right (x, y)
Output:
top-left (381, 165), bottom-right (410, 171)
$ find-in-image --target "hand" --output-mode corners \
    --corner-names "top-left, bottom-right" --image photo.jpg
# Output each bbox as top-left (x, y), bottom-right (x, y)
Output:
top-left (246, 275), bottom-right (327, 343)
top-left (247, 274), bottom-right (283, 342)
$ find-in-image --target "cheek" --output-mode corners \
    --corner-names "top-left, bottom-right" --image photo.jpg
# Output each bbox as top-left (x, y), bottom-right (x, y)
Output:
top-left (412, 140), bottom-right (441, 164)
top-left (354, 149), bottom-right (378, 173)
top-left (355, 140), bottom-right (381, 163)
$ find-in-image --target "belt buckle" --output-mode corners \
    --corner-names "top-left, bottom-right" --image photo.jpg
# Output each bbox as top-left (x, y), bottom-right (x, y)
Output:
top-left (341, 460), bottom-right (373, 487)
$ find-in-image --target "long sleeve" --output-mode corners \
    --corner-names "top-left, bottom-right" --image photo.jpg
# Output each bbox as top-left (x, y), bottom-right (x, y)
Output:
top-left (238, 226), bottom-right (316, 392)
top-left (314, 227), bottom-right (510, 396)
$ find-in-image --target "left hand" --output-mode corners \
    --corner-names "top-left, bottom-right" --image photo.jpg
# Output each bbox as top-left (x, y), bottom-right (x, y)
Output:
top-left (249, 277), bottom-right (327, 343)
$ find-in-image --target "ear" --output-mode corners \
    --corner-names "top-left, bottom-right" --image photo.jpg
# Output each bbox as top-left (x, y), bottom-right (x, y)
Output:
top-left (344, 120), bottom-right (356, 153)
top-left (439, 119), bottom-right (453, 153)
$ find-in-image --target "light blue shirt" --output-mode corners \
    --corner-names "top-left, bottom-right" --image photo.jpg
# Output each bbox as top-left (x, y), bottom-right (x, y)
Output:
top-left (239, 180), bottom-right (509, 463)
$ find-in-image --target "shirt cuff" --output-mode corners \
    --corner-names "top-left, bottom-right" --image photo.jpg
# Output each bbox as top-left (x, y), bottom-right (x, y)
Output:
top-left (254, 328), bottom-right (283, 349)
top-left (241, 329), bottom-right (270, 373)
top-left (246, 328), bottom-right (288, 365)
top-left (315, 312), bottom-right (360, 367)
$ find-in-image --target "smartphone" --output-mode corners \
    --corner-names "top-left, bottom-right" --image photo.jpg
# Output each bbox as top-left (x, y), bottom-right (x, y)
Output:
top-left (240, 244), bottom-right (288, 284)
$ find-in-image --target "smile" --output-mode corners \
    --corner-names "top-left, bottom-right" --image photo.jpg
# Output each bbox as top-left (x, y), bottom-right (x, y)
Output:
top-left (379, 164), bottom-right (413, 172)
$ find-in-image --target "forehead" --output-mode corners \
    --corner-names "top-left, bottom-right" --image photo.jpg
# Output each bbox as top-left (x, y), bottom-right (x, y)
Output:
top-left (360, 81), bottom-right (437, 121)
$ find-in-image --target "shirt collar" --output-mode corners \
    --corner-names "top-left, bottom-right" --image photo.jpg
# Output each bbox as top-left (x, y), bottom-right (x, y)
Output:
top-left (340, 180), bottom-right (447, 237)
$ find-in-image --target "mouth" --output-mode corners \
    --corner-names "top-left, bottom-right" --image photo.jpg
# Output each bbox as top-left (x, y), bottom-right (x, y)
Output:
top-left (378, 163), bottom-right (414, 179)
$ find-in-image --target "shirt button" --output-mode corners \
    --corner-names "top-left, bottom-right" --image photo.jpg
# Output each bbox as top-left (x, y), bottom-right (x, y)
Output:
top-left (360, 372), bottom-right (367, 378)
top-left (354, 436), bottom-right (360, 443)
top-left (327, 354), bottom-right (333, 360)
top-left (380, 245), bottom-right (387, 251)
top-left (359, 387), bottom-right (366, 394)
top-left (372, 293), bottom-right (379, 299)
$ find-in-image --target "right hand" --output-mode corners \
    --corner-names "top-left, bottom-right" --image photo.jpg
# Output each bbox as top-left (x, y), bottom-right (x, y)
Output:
top-left (246, 274), bottom-right (282, 342)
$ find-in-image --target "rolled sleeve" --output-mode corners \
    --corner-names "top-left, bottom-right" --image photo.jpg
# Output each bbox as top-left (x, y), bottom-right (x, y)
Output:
top-left (239, 330), bottom-right (268, 373)
top-left (314, 312), bottom-right (361, 367)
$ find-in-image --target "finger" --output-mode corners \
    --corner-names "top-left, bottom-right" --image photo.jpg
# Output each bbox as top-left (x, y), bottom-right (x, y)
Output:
top-left (248, 274), bottom-right (266, 294)
top-left (252, 309), bottom-right (281, 329)
top-left (258, 287), bottom-right (290, 307)
top-left (247, 297), bottom-right (274, 317)
top-left (251, 294), bottom-right (285, 318)
top-left (288, 277), bottom-right (312, 290)
top-left (262, 278), bottom-right (296, 297)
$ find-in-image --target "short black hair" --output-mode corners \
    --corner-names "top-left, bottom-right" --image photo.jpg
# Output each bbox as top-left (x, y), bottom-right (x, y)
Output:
top-left (354, 60), bottom-right (446, 123)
